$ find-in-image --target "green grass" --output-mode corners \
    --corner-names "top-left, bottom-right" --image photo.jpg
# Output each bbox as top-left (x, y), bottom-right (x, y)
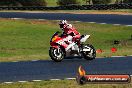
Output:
top-left (45, 0), bottom-right (58, 6)
top-left (45, 0), bottom-right (86, 6)
top-left (35, 9), bottom-right (132, 14)
top-left (45, 0), bottom-right (117, 6)
top-left (0, 18), bottom-right (131, 62)
top-left (0, 80), bottom-right (132, 88)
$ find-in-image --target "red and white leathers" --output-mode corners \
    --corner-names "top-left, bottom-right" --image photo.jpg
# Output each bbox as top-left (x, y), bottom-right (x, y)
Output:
top-left (62, 24), bottom-right (81, 44)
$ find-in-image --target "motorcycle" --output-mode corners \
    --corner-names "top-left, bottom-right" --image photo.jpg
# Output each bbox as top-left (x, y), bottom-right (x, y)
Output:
top-left (49, 31), bottom-right (96, 62)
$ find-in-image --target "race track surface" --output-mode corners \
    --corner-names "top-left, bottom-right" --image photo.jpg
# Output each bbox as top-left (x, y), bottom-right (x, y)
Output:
top-left (0, 56), bottom-right (132, 82)
top-left (0, 12), bottom-right (132, 25)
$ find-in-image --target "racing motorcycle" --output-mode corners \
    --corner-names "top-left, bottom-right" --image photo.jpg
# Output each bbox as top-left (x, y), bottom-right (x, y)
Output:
top-left (49, 31), bottom-right (96, 62)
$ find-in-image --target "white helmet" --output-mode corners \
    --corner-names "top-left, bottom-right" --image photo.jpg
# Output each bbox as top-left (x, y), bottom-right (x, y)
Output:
top-left (59, 20), bottom-right (68, 28)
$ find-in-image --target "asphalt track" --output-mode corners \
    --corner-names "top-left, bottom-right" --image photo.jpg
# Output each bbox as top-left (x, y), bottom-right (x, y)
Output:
top-left (0, 56), bottom-right (132, 82)
top-left (0, 12), bottom-right (132, 25)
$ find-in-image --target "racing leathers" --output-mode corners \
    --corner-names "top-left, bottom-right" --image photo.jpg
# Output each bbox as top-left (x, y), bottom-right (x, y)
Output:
top-left (62, 24), bottom-right (81, 51)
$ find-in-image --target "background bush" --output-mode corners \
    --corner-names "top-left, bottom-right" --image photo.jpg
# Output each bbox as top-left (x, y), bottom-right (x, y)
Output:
top-left (57, 0), bottom-right (80, 6)
top-left (17, 0), bottom-right (47, 6)
top-left (0, 0), bottom-right (47, 6)
top-left (0, 0), bottom-right (19, 6)
top-left (123, 0), bottom-right (132, 3)
top-left (92, 0), bottom-right (112, 4)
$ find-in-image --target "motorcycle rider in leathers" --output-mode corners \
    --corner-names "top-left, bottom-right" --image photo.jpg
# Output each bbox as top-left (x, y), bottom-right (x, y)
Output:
top-left (59, 20), bottom-right (81, 49)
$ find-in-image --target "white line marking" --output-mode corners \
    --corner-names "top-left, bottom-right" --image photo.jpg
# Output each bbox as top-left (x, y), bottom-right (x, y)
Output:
top-left (12, 61), bottom-right (19, 62)
top-left (32, 60), bottom-right (39, 62)
top-left (50, 79), bottom-right (61, 81)
top-left (4, 82), bottom-right (13, 84)
top-left (126, 25), bottom-right (132, 27)
top-left (65, 78), bottom-right (76, 80)
top-left (88, 22), bottom-right (96, 23)
top-left (32, 80), bottom-right (42, 82)
top-left (100, 23), bottom-right (106, 24)
top-left (18, 81), bottom-right (27, 83)
top-left (11, 18), bottom-right (23, 20)
top-left (75, 21), bottom-right (81, 22)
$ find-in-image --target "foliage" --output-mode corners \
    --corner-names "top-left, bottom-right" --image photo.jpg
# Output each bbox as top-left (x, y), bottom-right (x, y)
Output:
top-left (92, 0), bottom-right (112, 4)
top-left (123, 0), bottom-right (132, 3)
top-left (0, 0), bottom-right (47, 6)
top-left (57, 0), bottom-right (80, 6)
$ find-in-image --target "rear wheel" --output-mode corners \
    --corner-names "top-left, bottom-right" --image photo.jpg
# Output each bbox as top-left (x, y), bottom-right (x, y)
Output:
top-left (49, 47), bottom-right (64, 62)
top-left (81, 44), bottom-right (96, 60)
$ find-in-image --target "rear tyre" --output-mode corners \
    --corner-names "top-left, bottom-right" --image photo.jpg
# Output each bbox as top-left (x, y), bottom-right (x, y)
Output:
top-left (81, 44), bottom-right (96, 60)
top-left (49, 47), bottom-right (64, 62)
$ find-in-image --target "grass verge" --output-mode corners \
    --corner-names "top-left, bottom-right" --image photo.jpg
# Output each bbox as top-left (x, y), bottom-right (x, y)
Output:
top-left (0, 18), bottom-right (131, 62)
top-left (42, 9), bottom-right (132, 15)
top-left (1, 9), bottom-right (132, 15)
top-left (0, 79), bottom-right (132, 88)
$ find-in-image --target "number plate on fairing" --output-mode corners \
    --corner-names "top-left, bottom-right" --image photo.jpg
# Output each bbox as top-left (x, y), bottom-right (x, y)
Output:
top-left (83, 48), bottom-right (91, 52)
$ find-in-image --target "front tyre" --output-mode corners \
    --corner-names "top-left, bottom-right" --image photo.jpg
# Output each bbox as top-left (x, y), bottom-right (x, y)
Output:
top-left (49, 47), bottom-right (64, 62)
top-left (81, 44), bottom-right (96, 60)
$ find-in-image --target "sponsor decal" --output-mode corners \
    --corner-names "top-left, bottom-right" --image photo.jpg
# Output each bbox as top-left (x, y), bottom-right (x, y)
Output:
top-left (76, 66), bottom-right (131, 84)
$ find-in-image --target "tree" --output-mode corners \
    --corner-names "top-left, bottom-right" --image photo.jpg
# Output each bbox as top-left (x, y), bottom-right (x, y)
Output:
top-left (83, 0), bottom-right (92, 5)
top-left (0, 0), bottom-right (47, 6)
top-left (92, 0), bottom-right (112, 4)
top-left (17, 0), bottom-right (47, 6)
top-left (57, 0), bottom-right (80, 6)
top-left (0, 0), bottom-right (20, 6)
top-left (115, 0), bottom-right (124, 4)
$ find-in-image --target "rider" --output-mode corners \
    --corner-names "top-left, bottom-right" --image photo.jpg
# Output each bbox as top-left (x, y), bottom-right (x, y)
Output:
top-left (59, 20), bottom-right (81, 45)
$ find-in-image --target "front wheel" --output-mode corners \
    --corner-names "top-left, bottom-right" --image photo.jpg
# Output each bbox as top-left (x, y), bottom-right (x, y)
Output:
top-left (49, 47), bottom-right (65, 62)
top-left (81, 44), bottom-right (96, 60)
